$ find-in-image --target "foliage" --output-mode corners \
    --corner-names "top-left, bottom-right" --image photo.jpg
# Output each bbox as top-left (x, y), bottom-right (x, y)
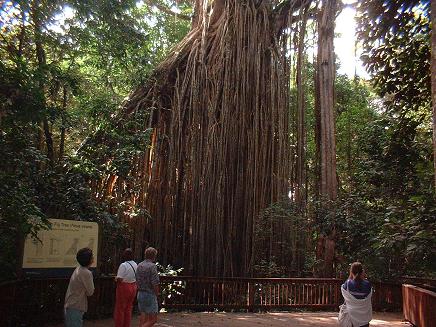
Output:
top-left (253, 259), bottom-right (287, 277)
top-left (357, 0), bottom-right (431, 114)
top-left (157, 263), bottom-right (185, 305)
top-left (351, 1), bottom-right (435, 277)
top-left (157, 263), bottom-right (184, 276)
top-left (253, 199), bottom-right (307, 277)
top-left (0, 0), bottom-right (190, 280)
top-left (344, 114), bottom-right (435, 278)
top-left (335, 75), bottom-right (376, 188)
top-left (257, 69), bottom-right (436, 279)
top-left (317, 113), bottom-right (436, 279)
top-left (0, 61), bottom-right (50, 279)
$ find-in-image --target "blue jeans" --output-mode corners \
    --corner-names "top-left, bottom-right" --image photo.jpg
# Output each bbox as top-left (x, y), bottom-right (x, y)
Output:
top-left (65, 307), bottom-right (84, 327)
top-left (137, 291), bottom-right (158, 314)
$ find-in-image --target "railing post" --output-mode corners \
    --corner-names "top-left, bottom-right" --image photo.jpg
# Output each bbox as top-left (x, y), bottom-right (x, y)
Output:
top-left (334, 281), bottom-right (340, 310)
top-left (248, 282), bottom-right (254, 312)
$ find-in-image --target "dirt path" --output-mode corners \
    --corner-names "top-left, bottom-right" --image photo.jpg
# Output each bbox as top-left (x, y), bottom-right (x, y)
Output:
top-left (71, 311), bottom-right (410, 327)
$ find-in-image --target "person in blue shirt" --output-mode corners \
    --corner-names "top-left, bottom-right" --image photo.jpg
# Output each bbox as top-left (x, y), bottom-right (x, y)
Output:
top-left (341, 262), bottom-right (372, 327)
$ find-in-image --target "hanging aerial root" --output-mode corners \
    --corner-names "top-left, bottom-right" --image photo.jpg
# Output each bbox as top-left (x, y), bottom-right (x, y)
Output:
top-left (88, 0), bottom-right (312, 276)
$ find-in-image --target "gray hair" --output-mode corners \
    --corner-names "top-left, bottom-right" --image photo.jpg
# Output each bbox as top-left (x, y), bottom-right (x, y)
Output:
top-left (144, 247), bottom-right (157, 260)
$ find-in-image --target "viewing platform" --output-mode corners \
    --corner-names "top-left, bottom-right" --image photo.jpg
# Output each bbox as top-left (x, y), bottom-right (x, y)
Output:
top-left (52, 311), bottom-right (409, 327)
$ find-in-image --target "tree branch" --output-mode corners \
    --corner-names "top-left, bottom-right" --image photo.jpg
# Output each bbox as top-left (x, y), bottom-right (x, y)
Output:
top-left (274, 0), bottom-right (309, 16)
top-left (145, 0), bottom-right (191, 21)
top-left (274, 0), bottom-right (313, 34)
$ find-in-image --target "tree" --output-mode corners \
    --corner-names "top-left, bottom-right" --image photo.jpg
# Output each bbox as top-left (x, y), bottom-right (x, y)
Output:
top-left (432, 0), bottom-right (436, 192)
top-left (314, 0), bottom-right (338, 277)
top-left (83, 0), bottom-right (316, 277)
top-left (295, 6), bottom-right (310, 208)
top-left (3, 0), bottom-right (434, 281)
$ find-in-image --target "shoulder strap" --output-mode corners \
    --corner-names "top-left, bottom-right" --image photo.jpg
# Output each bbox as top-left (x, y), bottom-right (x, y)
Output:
top-left (126, 261), bottom-right (137, 280)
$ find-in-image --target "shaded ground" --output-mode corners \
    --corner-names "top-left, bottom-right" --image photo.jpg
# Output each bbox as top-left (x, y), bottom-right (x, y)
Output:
top-left (62, 312), bottom-right (411, 327)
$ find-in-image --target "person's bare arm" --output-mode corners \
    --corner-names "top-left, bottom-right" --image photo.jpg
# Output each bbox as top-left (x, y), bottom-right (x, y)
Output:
top-left (115, 263), bottom-right (126, 282)
top-left (153, 284), bottom-right (160, 296)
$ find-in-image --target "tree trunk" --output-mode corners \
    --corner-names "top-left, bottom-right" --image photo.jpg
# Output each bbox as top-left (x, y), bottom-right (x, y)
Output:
top-left (432, 0), bottom-right (436, 193)
top-left (346, 110), bottom-right (352, 183)
top-left (32, 0), bottom-right (54, 164)
top-left (316, 0), bottom-right (337, 201)
top-left (42, 119), bottom-right (54, 164)
top-left (296, 7), bottom-right (309, 208)
top-left (17, 9), bottom-right (26, 58)
top-left (191, 0), bottom-right (205, 29)
top-left (15, 230), bottom-right (25, 279)
top-left (315, 0), bottom-right (338, 277)
top-left (59, 86), bottom-right (68, 161)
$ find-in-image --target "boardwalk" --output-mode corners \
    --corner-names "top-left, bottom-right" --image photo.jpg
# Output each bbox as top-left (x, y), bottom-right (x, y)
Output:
top-left (56, 312), bottom-right (410, 327)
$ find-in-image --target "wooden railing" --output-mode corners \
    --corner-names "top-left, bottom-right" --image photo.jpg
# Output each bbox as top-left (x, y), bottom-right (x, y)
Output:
top-left (400, 276), bottom-right (436, 290)
top-left (160, 276), bottom-right (342, 310)
top-left (371, 281), bottom-right (403, 311)
top-left (0, 276), bottom-right (402, 327)
top-left (403, 284), bottom-right (436, 327)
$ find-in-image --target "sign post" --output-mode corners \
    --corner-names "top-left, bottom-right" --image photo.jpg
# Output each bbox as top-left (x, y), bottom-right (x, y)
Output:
top-left (22, 219), bottom-right (99, 277)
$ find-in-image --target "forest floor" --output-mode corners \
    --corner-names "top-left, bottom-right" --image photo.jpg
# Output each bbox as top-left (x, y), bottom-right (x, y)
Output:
top-left (62, 311), bottom-right (411, 326)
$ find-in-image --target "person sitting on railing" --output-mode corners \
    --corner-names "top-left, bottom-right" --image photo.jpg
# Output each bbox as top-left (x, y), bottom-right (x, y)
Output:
top-left (136, 247), bottom-right (160, 327)
top-left (64, 247), bottom-right (95, 327)
top-left (338, 262), bottom-right (372, 327)
top-left (114, 248), bottom-right (138, 327)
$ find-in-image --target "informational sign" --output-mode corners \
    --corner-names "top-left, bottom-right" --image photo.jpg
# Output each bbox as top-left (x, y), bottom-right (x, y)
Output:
top-left (22, 219), bottom-right (98, 269)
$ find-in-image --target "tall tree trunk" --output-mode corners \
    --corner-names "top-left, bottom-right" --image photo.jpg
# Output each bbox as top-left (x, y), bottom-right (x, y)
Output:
top-left (432, 0), bottom-right (436, 193)
top-left (32, 0), bottom-right (54, 164)
top-left (315, 0), bottom-right (338, 277)
top-left (296, 7), bottom-right (309, 208)
top-left (59, 86), bottom-right (68, 161)
top-left (294, 6), bottom-right (309, 275)
top-left (346, 111), bottom-right (352, 183)
top-left (42, 119), bottom-right (54, 164)
top-left (316, 0), bottom-right (337, 201)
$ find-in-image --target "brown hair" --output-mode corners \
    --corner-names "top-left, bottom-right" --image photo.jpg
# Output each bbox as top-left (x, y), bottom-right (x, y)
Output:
top-left (122, 248), bottom-right (134, 262)
top-left (144, 247), bottom-right (157, 260)
top-left (349, 262), bottom-right (364, 281)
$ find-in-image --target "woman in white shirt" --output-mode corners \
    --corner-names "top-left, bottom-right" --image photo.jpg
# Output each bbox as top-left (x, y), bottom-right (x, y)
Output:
top-left (114, 248), bottom-right (138, 327)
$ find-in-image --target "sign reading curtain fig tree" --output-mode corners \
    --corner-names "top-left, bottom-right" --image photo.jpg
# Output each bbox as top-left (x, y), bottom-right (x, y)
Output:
top-left (22, 219), bottom-right (98, 277)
